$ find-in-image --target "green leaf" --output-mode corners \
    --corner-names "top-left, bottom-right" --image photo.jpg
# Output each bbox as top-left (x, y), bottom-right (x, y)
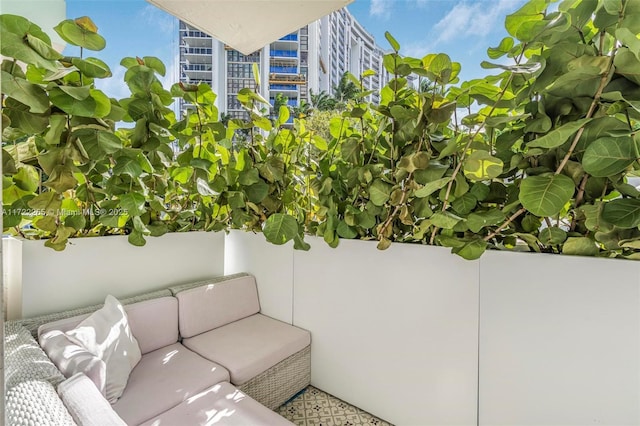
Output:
top-left (385, 31), bottom-right (400, 52)
top-left (143, 56), bottom-right (166, 76)
top-left (414, 177), bottom-right (451, 198)
top-left (44, 165), bottom-right (78, 193)
top-left (119, 193), bottom-right (146, 217)
top-left (583, 136), bottom-right (636, 177)
top-left (27, 191), bottom-right (61, 213)
top-left (614, 48), bottom-right (640, 85)
top-left (505, 0), bottom-right (547, 42)
top-left (337, 220), bottom-right (357, 239)
top-left (487, 37), bottom-right (514, 59)
top-left (128, 230), bottom-right (147, 247)
top-left (369, 179), bottom-right (392, 206)
top-left (246, 181), bottom-right (269, 203)
top-left (71, 57), bottom-right (112, 78)
top-left (430, 211), bottom-right (462, 229)
top-left (539, 227), bottom-right (567, 245)
top-left (25, 33), bottom-right (62, 60)
top-left (463, 151), bottom-right (503, 181)
top-left (527, 119), bottom-right (591, 149)
top-left (452, 193), bottom-right (477, 215)
top-left (562, 237), bottom-right (599, 256)
top-left (76, 129), bottom-right (122, 158)
top-left (452, 239), bottom-right (487, 260)
top-left (519, 174), bottom-right (575, 217)
top-left (277, 105), bottom-right (290, 127)
top-left (263, 213), bottom-right (298, 245)
top-left (601, 198), bottom-right (640, 228)
top-left (293, 234), bottom-right (311, 251)
top-left (466, 209), bottom-right (506, 233)
top-left (54, 18), bottom-right (106, 51)
top-left (13, 165), bottom-right (39, 192)
top-left (1, 71), bottom-right (49, 113)
top-left (113, 156), bottom-right (144, 177)
top-left (0, 15), bottom-right (58, 71)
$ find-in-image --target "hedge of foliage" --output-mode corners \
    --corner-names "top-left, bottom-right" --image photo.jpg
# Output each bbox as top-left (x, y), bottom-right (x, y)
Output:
top-left (2, 0), bottom-right (640, 259)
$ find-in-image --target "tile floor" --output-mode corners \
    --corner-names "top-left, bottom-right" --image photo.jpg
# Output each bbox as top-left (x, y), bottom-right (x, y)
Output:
top-left (277, 386), bottom-right (393, 426)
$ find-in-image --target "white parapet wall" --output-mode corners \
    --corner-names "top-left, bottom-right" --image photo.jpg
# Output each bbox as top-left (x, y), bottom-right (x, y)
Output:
top-left (479, 250), bottom-right (640, 426)
top-left (293, 237), bottom-right (480, 426)
top-left (225, 232), bottom-right (640, 426)
top-left (224, 230), bottom-right (294, 324)
top-left (14, 231), bottom-right (225, 318)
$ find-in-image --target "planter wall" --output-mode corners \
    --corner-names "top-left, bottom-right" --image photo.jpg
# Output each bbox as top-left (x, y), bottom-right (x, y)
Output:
top-left (7, 231), bottom-right (225, 318)
top-left (479, 250), bottom-right (640, 426)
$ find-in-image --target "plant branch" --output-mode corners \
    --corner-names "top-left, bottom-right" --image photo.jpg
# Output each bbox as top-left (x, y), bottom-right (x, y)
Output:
top-left (483, 207), bottom-right (526, 242)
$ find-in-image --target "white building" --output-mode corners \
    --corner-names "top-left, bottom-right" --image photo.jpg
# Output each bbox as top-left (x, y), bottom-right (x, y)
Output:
top-left (179, 8), bottom-right (388, 120)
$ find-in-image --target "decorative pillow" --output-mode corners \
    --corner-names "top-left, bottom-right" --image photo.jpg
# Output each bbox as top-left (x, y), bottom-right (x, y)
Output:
top-left (65, 295), bottom-right (142, 403)
top-left (39, 330), bottom-right (107, 395)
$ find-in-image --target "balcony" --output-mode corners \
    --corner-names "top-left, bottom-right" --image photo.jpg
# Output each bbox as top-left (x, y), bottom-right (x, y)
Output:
top-left (279, 33), bottom-right (298, 41)
top-left (182, 47), bottom-right (213, 55)
top-left (270, 65), bottom-right (298, 74)
top-left (269, 74), bottom-right (306, 85)
top-left (270, 49), bottom-right (297, 58)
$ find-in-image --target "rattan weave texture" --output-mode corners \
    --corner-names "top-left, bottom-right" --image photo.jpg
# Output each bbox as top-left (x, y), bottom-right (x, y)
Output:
top-left (239, 344), bottom-right (311, 410)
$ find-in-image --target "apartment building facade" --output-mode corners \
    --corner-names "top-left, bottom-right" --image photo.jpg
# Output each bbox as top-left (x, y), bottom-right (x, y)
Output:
top-left (179, 8), bottom-right (389, 119)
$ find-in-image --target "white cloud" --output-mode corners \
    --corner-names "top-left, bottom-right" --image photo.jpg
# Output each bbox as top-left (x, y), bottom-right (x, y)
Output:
top-left (432, 0), bottom-right (516, 45)
top-left (370, 0), bottom-right (391, 18)
top-left (95, 65), bottom-right (130, 100)
top-left (139, 4), bottom-right (176, 35)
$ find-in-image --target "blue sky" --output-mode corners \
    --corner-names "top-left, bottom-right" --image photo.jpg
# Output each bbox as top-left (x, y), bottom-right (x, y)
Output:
top-left (61, 0), bottom-right (526, 98)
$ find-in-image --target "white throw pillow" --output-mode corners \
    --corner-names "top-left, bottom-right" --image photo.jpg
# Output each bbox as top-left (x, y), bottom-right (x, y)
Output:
top-left (66, 295), bottom-right (142, 403)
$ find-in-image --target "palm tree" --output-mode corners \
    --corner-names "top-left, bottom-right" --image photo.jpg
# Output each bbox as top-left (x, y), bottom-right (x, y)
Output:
top-left (309, 89), bottom-right (336, 111)
top-left (332, 72), bottom-right (359, 103)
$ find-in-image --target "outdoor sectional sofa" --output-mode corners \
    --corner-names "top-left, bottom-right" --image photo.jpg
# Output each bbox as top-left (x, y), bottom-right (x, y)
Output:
top-left (4, 273), bottom-right (311, 425)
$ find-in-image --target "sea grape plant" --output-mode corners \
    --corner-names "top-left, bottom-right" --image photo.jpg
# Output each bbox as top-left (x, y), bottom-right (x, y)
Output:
top-left (2, 0), bottom-right (640, 260)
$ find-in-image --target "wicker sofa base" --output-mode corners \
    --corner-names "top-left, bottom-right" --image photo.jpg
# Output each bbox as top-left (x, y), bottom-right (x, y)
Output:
top-left (239, 344), bottom-right (311, 410)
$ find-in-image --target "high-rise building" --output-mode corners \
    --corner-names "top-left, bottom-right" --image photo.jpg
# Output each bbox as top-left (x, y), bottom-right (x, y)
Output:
top-left (178, 8), bottom-right (388, 120)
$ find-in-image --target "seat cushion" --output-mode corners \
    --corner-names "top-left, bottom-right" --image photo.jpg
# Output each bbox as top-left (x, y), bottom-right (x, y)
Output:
top-left (112, 343), bottom-right (230, 425)
top-left (140, 381), bottom-right (294, 426)
top-left (176, 275), bottom-right (260, 338)
top-left (183, 314), bottom-right (311, 385)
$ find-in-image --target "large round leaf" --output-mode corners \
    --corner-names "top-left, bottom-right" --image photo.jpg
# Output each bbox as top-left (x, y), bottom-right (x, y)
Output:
top-left (71, 57), bottom-right (112, 78)
top-left (0, 71), bottom-right (49, 113)
top-left (602, 198), bottom-right (640, 229)
top-left (54, 18), bottom-right (106, 51)
top-left (583, 136), bottom-right (636, 177)
top-left (263, 213), bottom-right (298, 245)
top-left (463, 151), bottom-right (504, 181)
top-left (519, 174), bottom-right (575, 217)
top-left (369, 179), bottom-right (392, 206)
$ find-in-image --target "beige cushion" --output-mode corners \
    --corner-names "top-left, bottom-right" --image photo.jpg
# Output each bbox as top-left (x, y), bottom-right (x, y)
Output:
top-left (58, 373), bottom-right (127, 426)
top-left (39, 297), bottom-right (179, 356)
top-left (124, 297), bottom-right (178, 354)
top-left (176, 275), bottom-right (260, 338)
top-left (140, 381), bottom-right (294, 426)
top-left (112, 342), bottom-right (230, 425)
top-left (183, 313), bottom-right (311, 385)
top-left (40, 331), bottom-right (107, 396)
top-left (65, 295), bottom-right (142, 404)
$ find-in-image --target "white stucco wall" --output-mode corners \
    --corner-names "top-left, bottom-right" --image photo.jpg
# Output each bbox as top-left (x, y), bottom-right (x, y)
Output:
top-left (19, 232), bottom-right (225, 317)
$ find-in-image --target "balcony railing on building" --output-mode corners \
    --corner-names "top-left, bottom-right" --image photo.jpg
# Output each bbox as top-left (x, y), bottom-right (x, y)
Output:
top-left (182, 47), bottom-right (213, 55)
top-left (270, 66), bottom-right (298, 74)
top-left (270, 49), bottom-right (297, 58)
top-left (269, 73), bottom-right (306, 86)
top-left (183, 64), bottom-right (213, 72)
top-left (279, 34), bottom-right (298, 41)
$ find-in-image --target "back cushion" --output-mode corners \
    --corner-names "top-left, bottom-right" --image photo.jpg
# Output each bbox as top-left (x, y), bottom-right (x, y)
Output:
top-left (176, 275), bottom-right (260, 338)
top-left (38, 297), bottom-right (179, 356)
top-left (124, 297), bottom-right (178, 354)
